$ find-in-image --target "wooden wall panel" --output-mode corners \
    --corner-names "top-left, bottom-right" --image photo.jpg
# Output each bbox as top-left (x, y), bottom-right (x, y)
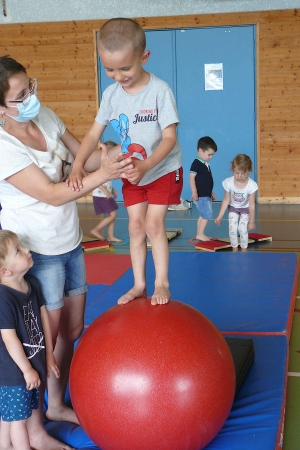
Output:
top-left (0, 9), bottom-right (299, 203)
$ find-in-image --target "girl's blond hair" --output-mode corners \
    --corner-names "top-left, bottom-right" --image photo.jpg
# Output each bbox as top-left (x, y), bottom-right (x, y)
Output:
top-left (231, 154), bottom-right (253, 173)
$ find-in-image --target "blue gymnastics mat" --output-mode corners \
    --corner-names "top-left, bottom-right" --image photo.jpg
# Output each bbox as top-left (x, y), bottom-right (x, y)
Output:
top-left (45, 252), bottom-right (298, 449)
top-left (45, 334), bottom-right (288, 450)
top-left (83, 252), bottom-right (298, 336)
top-left (84, 284), bottom-right (109, 327)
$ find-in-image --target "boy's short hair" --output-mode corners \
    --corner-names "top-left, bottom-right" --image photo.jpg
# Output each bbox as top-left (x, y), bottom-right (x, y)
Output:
top-left (197, 136), bottom-right (217, 153)
top-left (0, 230), bottom-right (17, 265)
top-left (97, 18), bottom-right (146, 54)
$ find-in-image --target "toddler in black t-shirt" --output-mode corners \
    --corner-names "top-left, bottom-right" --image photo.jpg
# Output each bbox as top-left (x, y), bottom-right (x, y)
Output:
top-left (0, 230), bottom-right (59, 450)
top-left (189, 136), bottom-right (218, 241)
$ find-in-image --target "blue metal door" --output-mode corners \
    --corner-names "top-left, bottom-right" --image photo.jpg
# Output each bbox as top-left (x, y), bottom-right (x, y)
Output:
top-left (98, 25), bottom-right (256, 200)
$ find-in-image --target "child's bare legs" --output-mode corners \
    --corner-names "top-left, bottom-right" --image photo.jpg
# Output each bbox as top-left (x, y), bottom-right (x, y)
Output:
top-left (196, 217), bottom-right (210, 241)
top-left (146, 204), bottom-right (170, 305)
top-left (0, 418), bottom-right (34, 450)
top-left (0, 419), bottom-right (14, 450)
top-left (11, 420), bottom-right (31, 450)
top-left (27, 403), bottom-right (74, 450)
top-left (118, 203), bottom-right (170, 305)
top-left (118, 202), bottom-right (148, 304)
top-left (90, 211), bottom-right (116, 240)
top-left (107, 212), bottom-right (122, 242)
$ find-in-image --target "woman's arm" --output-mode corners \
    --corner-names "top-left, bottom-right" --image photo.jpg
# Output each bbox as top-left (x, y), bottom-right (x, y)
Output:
top-left (1, 329), bottom-right (40, 390)
top-left (60, 128), bottom-right (121, 181)
top-left (59, 128), bottom-right (81, 159)
top-left (66, 122), bottom-right (107, 190)
top-left (5, 146), bottom-right (132, 207)
top-left (60, 127), bottom-right (101, 173)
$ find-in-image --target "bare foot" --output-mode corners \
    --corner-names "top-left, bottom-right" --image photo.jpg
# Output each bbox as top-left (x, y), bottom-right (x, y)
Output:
top-left (29, 430), bottom-right (74, 450)
top-left (45, 405), bottom-right (80, 425)
top-left (241, 248), bottom-right (248, 252)
top-left (118, 287), bottom-right (147, 305)
top-left (232, 247), bottom-right (239, 252)
top-left (151, 286), bottom-right (170, 305)
top-left (90, 229), bottom-right (105, 240)
top-left (107, 236), bottom-right (122, 242)
top-left (195, 235), bottom-right (211, 242)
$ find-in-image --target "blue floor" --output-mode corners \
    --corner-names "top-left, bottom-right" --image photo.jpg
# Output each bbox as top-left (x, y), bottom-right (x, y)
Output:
top-left (78, 202), bottom-right (300, 252)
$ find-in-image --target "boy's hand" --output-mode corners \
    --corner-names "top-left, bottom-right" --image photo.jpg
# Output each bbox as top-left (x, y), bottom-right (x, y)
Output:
top-left (66, 166), bottom-right (87, 191)
top-left (191, 192), bottom-right (198, 201)
top-left (215, 217), bottom-right (222, 226)
top-left (100, 147), bottom-right (133, 180)
top-left (24, 367), bottom-right (41, 390)
top-left (47, 353), bottom-right (60, 379)
top-left (211, 193), bottom-right (216, 201)
top-left (124, 160), bottom-right (147, 185)
top-left (248, 222), bottom-right (255, 231)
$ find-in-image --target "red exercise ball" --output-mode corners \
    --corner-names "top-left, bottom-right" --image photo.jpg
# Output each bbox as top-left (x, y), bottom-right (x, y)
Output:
top-left (70, 298), bottom-right (235, 450)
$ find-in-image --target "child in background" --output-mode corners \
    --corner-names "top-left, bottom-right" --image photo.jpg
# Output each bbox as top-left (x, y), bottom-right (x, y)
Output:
top-left (90, 141), bottom-right (122, 242)
top-left (215, 154), bottom-right (258, 252)
top-left (67, 18), bottom-right (183, 305)
top-left (0, 230), bottom-right (60, 450)
top-left (189, 136), bottom-right (217, 241)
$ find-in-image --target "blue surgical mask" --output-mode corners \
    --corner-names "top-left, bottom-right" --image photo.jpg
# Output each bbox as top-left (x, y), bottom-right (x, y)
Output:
top-left (7, 94), bottom-right (41, 123)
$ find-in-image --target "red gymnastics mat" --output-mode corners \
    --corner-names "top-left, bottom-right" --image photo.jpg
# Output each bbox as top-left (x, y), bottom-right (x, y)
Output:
top-left (84, 254), bottom-right (132, 285)
top-left (192, 233), bottom-right (272, 252)
top-left (82, 240), bottom-right (110, 251)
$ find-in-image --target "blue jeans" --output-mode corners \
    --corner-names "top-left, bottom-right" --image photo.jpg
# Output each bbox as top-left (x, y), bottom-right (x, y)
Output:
top-left (194, 197), bottom-right (213, 220)
top-left (28, 243), bottom-right (88, 311)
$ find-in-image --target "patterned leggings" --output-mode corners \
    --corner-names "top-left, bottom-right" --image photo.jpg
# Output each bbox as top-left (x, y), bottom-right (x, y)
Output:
top-left (228, 211), bottom-right (249, 249)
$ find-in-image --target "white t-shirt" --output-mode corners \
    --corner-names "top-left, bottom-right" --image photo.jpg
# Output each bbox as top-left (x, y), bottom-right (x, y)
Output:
top-left (96, 73), bottom-right (182, 186)
top-left (222, 176), bottom-right (258, 208)
top-left (92, 181), bottom-right (112, 198)
top-left (0, 106), bottom-right (81, 255)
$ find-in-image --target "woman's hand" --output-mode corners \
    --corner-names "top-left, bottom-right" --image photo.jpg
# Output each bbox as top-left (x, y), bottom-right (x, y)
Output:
top-left (99, 146), bottom-right (133, 181)
top-left (47, 353), bottom-right (60, 379)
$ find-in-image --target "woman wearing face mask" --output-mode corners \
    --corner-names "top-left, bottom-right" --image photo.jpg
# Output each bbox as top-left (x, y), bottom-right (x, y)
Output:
top-left (0, 55), bottom-right (132, 450)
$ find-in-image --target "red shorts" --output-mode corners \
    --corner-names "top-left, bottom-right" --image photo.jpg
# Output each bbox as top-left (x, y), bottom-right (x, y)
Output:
top-left (122, 167), bottom-right (183, 207)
